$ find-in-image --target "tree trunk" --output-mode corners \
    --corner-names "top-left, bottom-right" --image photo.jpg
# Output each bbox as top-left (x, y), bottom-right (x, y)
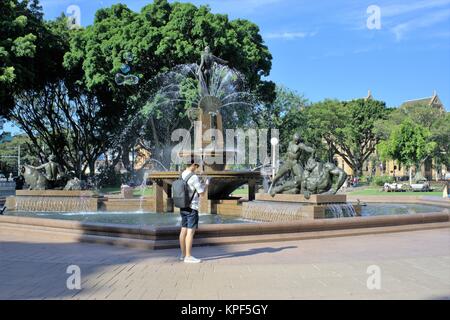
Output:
top-left (409, 167), bottom-right (413, 185)
top-left (121, 146), bottom-right (130, 170)
top-left (88, 160), bottom-right (96, 177)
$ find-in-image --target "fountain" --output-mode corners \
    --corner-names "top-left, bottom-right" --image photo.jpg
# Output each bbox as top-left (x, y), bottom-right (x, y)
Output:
top-left (4, 48), bottom-right (363, 220)
top-left (147, 46), bottom-right (260, 213)
top-left (143, 47), bottom-right (362, 219)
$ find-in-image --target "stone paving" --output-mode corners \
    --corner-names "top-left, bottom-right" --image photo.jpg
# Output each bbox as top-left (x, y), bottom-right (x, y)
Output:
top-left (0, 228), bottom-right (449, 300)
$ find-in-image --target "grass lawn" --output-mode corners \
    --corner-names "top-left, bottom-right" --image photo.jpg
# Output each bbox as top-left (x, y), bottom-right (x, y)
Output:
top-left (232, 186), bottom-right (249, 196)
top-left (98, 187), bottom-right (154, 197)
top-left (99, 185), bottom-right (443, 198)
top-left (349, 187), bottom-right (442, 197)
top-left (100, 185), bottom-right (247, 197)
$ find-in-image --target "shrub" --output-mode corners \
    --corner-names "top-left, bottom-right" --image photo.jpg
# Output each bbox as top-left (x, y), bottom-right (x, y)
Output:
top-left (372, 175), bottom-right (394, 186)
top-left (95, 165), bottom-right (122, 188)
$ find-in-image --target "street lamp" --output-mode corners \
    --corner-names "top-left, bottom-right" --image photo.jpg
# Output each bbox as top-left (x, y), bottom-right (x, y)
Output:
top-left (78, 151), bottom-right (83, 181)
top-left (270, 137), bottom-right (279, 178)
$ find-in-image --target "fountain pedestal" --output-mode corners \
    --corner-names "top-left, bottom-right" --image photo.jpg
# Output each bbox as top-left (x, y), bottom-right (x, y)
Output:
top-left (148, 92), bottom-right (261, 214)
top-left (6, 190), bottom-right (99, 212)
top-left (148, 171), bottom-right (260, 213)
top-left (240, 193), bottom-right (362, 222)
top-left (256, 193), bottom-right (347, 204)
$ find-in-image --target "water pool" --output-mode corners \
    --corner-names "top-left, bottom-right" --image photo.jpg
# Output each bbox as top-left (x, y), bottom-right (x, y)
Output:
top-left (5, 203), bottom-right (446, 226)
top-left (6, 211), bottom-right (250, 226)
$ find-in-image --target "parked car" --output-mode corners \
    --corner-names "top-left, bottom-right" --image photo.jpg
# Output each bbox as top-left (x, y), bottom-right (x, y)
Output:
top-left (409, 182), bottom-right (431, 192)
top-left (383, 182), bottom-right (406, 192)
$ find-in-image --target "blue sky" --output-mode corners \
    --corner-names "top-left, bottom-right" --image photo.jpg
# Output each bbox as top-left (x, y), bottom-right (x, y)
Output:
top-left (3, 0), bottom-right (450, 134)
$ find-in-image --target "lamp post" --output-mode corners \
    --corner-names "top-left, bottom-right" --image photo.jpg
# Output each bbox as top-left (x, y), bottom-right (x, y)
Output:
top-left (78, 151), bottom-right (83, 181)
top-left (270, 137), bottom-right (279, 178)
top-left (17, 145), bottom-right (20, 176)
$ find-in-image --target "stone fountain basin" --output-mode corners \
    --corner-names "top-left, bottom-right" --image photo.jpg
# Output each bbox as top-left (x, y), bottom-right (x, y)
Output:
top-left (148, 171), bottom-right (260, 199)
top-left (1, 211), bottom-right (448, 250)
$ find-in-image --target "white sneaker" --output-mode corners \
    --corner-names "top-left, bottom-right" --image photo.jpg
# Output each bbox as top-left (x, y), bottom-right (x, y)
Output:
top-left (179, 255), bottom-right (185, 261)
top-left (184, 256), bottom-right (202, 263)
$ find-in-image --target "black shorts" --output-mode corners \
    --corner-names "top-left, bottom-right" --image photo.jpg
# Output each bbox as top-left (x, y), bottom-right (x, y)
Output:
top-left (180, 208), bottom-right (199, 229)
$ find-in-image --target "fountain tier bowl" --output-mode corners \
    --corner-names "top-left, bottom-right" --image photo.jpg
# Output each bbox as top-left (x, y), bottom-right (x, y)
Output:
top-left (148, 171), bottom-right (260, 200)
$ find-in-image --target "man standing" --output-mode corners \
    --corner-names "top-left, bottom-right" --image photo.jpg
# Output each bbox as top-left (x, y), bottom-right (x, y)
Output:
top-left (179, 161), bottom-right (206, 263)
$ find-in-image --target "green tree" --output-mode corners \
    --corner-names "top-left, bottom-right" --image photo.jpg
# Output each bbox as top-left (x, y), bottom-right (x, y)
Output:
top-left (378, 119), bottom-right (437, 184)
top-left (255, 85), bottom-right (308, 129)
top-left (0, 0), bottom-right (66, 116)
top-left (10, 82), bottom-right (111, 177)
top-left (0, 134), bottom-right (35, 176)
top-left (293, 98), bottom-right (389, 174)
top-left (377, 103), bottom-right (449, 179)
top-left (430, 113), bottom-right (450, 177)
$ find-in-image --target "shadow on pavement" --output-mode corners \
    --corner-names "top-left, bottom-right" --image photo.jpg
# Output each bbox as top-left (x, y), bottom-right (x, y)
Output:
top-left (0, 238), bottom-right (296, 299)
top-left (201, 246), bottom-right (297, 261)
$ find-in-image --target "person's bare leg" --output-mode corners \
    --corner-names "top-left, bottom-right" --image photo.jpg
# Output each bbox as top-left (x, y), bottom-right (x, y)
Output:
top-left (185, 228), bottom-right (196, 257)
top-left (269, 165), bottom-right (290, 196)
top-left (179, 227), bottom-right (187, 256)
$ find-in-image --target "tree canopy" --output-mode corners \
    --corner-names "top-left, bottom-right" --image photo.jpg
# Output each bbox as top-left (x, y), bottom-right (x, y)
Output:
top-left (0, 0), bottom-right (68, 116)
top-left (2, 0), bottom-right (276, 181)
top-left (61, 0), bottom-right (275, 167)
top-left (283, 98), bottom-right (390, 174)
top-left (378, 118), bottom-right (437, 182)
top-left (377, 103), bottom-right (449, 176)
top-left (63, 0), bottom-right (274, 101)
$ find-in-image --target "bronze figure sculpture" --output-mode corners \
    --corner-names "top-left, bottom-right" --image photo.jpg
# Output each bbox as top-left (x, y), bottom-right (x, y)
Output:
top-left (21, 154), bottom-right (82, 190)
top-left (22, 165), bottom-right (49, 190)
top-left (34, 154), bottom-right (65, 184)
top-left (197, 46), bottom-right (228, 96)
top-left (269, 133), bottom-right (314, 196)
top-left (269, 134), bottom-right (347, 198)
top-left (301, 157), bottom-right (347, 198)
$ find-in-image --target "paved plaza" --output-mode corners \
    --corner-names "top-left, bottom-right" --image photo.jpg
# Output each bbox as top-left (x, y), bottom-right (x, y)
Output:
top-left (0, 228), bottom-right (449, 300)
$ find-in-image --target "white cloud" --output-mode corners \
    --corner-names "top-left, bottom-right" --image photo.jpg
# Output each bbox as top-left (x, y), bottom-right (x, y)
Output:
top-left (382, 0), bottom-right (450, 17)
top-left (391, 8), bottom-right (450, 41)
top-left (40, 0), bottom-right (75, 8)
top-left (265, 31), bottom-right (317, 40)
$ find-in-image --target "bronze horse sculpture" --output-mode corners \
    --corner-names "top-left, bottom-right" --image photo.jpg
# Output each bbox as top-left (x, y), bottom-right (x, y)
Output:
top-left (21, 165), bottom-right (49, 190)
top-left (21, 163), bottom-right (79, 190)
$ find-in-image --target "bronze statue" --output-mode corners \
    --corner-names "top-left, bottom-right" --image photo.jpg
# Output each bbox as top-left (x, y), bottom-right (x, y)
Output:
top-left (22, 165), bottom-right (49, 190)
top-left (269, 133), bottom-right (314, 196)
top-left (269, 134), bottom-right (347, 198)
top-left (301, 157), bottom-right (347, 198)
top-left (34, 154), bottom-right (65, 183)
top-left (21, 155), bottom-right (82, 190)
top-left (198, 46), bottom-right (228, 96)
top-left (64, 177), bottom-right (82, 190)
